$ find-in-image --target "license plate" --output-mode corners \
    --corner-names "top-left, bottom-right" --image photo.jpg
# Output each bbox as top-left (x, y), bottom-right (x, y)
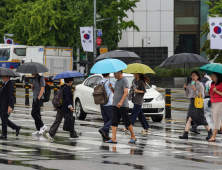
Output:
top-left (142, 104), bottom-right (152, 108)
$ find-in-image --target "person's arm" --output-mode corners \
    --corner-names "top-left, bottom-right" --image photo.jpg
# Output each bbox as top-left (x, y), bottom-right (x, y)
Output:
top-left (184, 84), bottom-right (189, 97)
top-left (117, 88), bottom-right (128, 108)
top-left (8, 83), bottom-right (14, 114)
top-left (135, 81), bottom-right (146, 94)
top-left (31, 84), bottom-right (34, 92)
top-left (64, 87), bottom-right (74, 111)
top-left (109, 83), bottom-right (114, 93)
top-left (193, 83), bottom-right (205, 98)
top-left (38, 87), bottom-right (44, 100)
top-left (214, 86), bottom-right (222, 96)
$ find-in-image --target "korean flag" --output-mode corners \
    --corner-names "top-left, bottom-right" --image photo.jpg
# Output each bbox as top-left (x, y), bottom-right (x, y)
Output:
top-left (209, 18), bottom-right (222, 49)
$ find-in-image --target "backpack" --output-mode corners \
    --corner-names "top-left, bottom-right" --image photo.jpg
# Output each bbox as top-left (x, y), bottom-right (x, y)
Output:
top-left (38, 76), bottom-right (51, 102)
top-left (93, 80), bottom-right (109, 105)
top-left (52, 85), bottom-right (67, 108)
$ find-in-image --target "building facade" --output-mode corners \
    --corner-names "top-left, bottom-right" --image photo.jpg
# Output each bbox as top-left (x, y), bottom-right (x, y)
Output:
top-left (118, 0), bottom-right (212, 67)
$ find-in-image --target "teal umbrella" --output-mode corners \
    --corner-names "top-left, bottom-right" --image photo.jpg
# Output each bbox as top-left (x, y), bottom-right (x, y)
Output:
top-left (199, 63), bottom-right (222, 75)
top-left (90, 59), bottom-right (127, 74)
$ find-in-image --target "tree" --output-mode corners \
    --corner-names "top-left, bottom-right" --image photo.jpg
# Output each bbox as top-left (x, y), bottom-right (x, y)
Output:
top-left (3, 0), bottom-right (139, 50)
top-left (201, 0), bottom-right (222, 63)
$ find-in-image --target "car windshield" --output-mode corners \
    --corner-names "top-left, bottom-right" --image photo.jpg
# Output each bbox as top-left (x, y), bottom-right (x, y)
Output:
top-left (110, 76), bottom-right (150, 89)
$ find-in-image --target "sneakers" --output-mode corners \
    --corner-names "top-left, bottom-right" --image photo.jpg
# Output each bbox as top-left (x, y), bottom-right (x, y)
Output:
top-left (32, 131), bottom-right (39, 135)
top-left (179, 132), bottom-right (188, 139)
top-left (121, 128), bottom-right (130, 134)
top-left (46, 133), bottom-right (54, 140)
top-left (39, 125), bottom-right (47, 134)
top-left (141, 129), bottom-right (151, 135)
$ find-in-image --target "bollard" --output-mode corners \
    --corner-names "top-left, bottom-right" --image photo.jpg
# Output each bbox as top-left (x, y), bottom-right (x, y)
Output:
top-left (54, 84), bottom-right (58, 96)
top-left (25, 82), bottom-right (30, 106)
top-left (165, 89), bottom-right (171, 119)
top-left (14, 82), bottom-right (16, 104)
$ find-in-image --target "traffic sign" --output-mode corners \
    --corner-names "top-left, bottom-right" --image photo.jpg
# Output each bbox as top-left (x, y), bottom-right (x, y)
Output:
top-left (100, 48), bottom-right (108, 54)
top-left (96, 37), bottom-right (102, 46)
top-left (97, 30), bottom-right (102, 37)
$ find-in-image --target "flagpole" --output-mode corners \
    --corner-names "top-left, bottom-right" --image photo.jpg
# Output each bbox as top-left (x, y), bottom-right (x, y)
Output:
top-left (93, 0), bottom-right (96, 64)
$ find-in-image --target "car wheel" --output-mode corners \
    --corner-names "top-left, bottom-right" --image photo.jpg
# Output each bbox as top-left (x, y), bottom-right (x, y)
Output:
top-left (151, 115), bottom-right (163, 122)
top-left (75, 100), bottom-right (87, 120)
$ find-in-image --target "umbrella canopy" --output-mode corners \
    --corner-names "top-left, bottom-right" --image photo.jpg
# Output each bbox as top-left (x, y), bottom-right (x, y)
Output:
top-left (77, 60), bottom-right (90, 64)
top-left (199, 63), bottom-right (222, 75)
top-left (53, 71), bottom-right (84, 80)
top-left (17, 62), bottom-right (49, 73)
top-left (0, 67), bottom-right (21, 77)
top-left (123, 63), bottom-right (155, 74)
top-left (90, 59), bottom-right (127, 74)
top-left (159, 53), bottom-right (210, 69)
top-left (95, 50), bottom-right (140, 62)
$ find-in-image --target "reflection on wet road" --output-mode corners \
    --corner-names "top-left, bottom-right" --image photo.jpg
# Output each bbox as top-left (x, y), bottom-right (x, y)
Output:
top-left (0, 106), bottom-right (222, 170)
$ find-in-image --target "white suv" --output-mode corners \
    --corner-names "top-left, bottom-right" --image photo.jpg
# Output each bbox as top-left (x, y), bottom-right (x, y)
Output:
top-left (74, 73), bottom-right (165, 122)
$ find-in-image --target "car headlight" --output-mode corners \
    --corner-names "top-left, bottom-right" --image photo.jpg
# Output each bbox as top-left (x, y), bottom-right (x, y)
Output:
top-left (156, 95), bottom-right (163, 101)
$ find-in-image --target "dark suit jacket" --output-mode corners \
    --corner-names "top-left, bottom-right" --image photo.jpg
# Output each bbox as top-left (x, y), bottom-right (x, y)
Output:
top-left (0, 80), bottom-right (14, 111)
top-left (59, 84), bottom-right (72, 113)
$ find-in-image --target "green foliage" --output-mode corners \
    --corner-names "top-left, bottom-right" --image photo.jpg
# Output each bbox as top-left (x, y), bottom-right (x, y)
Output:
top-left (151, 67), bottom-right (201, 77)
top-left (2, 0), bottom-right (139, 50)
top-left (201, 0), bottom-right (222, 63)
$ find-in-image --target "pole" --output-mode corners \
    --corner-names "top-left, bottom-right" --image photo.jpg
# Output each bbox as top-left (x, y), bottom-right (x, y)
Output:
top-left (93, 0), bottom-right (97, 64)
top-left (14, 82), bottom-right (16, 104)
top-left (165, 89), bottom-right (171, 119)
top-left (25, 82), bottom-right (30, 106)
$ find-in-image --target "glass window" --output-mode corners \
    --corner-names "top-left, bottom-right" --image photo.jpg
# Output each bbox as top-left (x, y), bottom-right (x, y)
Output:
top-left (14, 48), bottom-right (26, 56)
top-left (95, 76), bottom-right (102, 86)
top-left (0, 49), bottom-right (10, 61)
top-left (85, 76), bottom-right (98, 88)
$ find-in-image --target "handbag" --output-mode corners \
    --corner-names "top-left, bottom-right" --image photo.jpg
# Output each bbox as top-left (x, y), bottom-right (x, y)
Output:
top-left (195, 93), bottom-right (204, 108)
top-left (63, 114), bottom-right (75, 131)
top-left (128, 80), bottom-right (135, 101)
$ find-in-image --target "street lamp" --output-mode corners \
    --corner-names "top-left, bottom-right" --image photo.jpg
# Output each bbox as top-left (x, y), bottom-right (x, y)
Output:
top-left (142, 37), bottom-right (151, 47)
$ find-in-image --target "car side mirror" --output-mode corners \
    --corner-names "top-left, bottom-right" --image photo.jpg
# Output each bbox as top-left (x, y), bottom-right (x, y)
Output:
top-left (151, 85), bottom-right (156, 90)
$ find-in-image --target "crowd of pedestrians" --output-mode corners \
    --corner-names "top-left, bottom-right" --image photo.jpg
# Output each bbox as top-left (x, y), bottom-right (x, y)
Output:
top-left (0, 68), bottom-right (222, 144)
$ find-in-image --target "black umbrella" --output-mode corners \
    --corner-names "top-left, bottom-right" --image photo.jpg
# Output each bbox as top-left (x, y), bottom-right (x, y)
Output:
top-left (96, 50), bottom-right (140, 63)
top-left (16, 62), bottom-right (49, 73)
top-left (0, 67), bottom-right (21, 77)
top-left (159, 53), bottom-right (210, 69)
top-left (77, 60), bottom-right (90, 64)
top-left (159, 53), bottom-right (210, 83)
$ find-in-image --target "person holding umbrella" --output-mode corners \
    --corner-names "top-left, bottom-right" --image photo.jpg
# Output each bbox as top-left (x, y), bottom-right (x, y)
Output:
top-left (121, 63), bottom-right (155, 134)
top-left (17, 61), bottom-right (49, 135)
top-left (0, 68), bottom-right (21, 139)
top-left (46, 71), bottom-right (83, 140)
top-left (179, 70), bottom-right (212, 140)
top-left (199, 63), bottom-right (222, 141)
top-left (90, 59), bottom-right (136, 144)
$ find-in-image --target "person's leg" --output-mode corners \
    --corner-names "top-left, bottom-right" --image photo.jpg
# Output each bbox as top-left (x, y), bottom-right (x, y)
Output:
top-left (1, 111), bottom-right (9, 136)
top-left (120, 107), bottom-right (136, 140)
top-left (185, 117), bottom-right (192, 132)
top-left (179, 117), bottom-right (192, 139)
top-left (110, 107), bottom-right (120, 142)
top-left (7, 119), bottom-right (19, 130)
top-left (31, 99), bottom-right (44, 131)
top-left (48, 110), bottom-right (64, 137)
top-left (102, 106), bottom-right (112, 137)
top-left (137, 106), bottom-right (150, 130)
top-left (209, 103), bottom-right (222, 141)
top-left (130, 104), bottom-right (141, 126)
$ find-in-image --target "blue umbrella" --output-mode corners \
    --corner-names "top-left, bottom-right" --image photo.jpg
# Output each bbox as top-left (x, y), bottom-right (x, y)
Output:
top-left (90, 59), bottom-right (127, 74)
top-left (53, 71), bottom-right (84, 80)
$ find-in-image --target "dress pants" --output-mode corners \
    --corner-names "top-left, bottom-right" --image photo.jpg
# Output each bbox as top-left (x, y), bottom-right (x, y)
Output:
top-left (0, 110), bottom-right (18, 136)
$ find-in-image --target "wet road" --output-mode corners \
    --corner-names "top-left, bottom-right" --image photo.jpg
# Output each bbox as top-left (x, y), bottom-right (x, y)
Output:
top-left (0, 105), bottom-right (222, 170)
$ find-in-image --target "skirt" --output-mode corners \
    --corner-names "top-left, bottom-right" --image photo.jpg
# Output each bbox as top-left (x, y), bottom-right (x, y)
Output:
top-left (211, 102), bottom-right (222, 130)
top-left (186, 98), bottom-right (208, 126)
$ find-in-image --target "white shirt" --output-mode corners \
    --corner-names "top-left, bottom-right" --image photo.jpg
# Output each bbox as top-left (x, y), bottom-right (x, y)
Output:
top-left (79, 66), bottom-right (85, 74)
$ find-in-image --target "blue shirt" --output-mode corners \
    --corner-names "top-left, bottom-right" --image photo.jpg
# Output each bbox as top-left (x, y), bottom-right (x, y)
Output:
top-left (100, 78), bottom-right (114, 106)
